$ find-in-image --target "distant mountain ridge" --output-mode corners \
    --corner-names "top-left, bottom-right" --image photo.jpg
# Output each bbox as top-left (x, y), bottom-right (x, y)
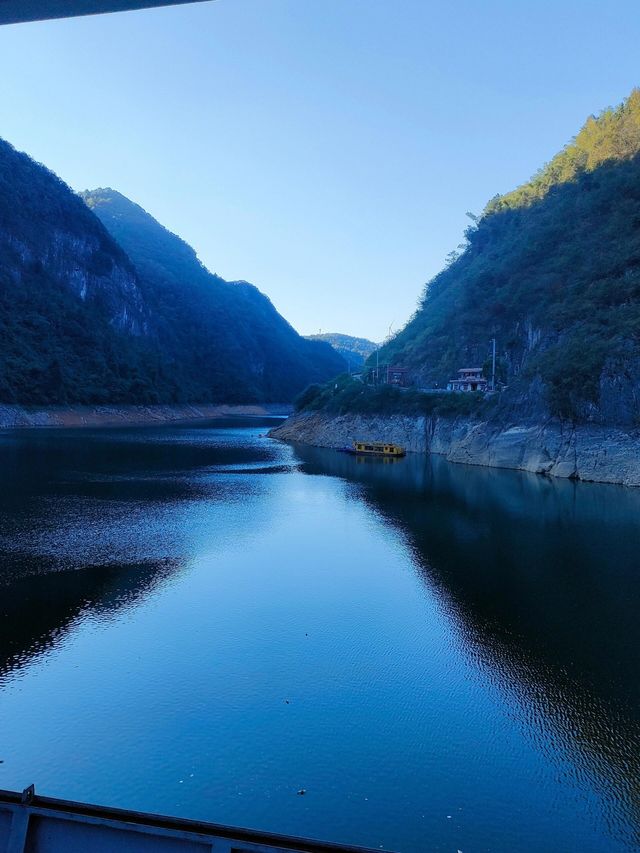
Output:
top-left (376, 88), bottom-right (640, 424)
top-left (305, 333), bottom-right (378, 370)
top-left (83, 188), bottom-right (345, 403)
top-left (0, 136), bottom-right (344, 405)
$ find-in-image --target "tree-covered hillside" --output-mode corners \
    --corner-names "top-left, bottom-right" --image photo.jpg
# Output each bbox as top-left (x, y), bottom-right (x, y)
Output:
top-left (377, 89), bottom-right (640, 422)
top-left (0, 138), bottom-right (164, 404)
top-left (305, 333), bottom-right (378, 369)
top-left (0, 134), bottom-right (344, 406)
top-left (83, 189), bottom-right (345, 402)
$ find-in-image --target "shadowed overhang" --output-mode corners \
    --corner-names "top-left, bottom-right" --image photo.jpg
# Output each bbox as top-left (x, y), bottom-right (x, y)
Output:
top-left (0, 0), bottom-right (210, 25)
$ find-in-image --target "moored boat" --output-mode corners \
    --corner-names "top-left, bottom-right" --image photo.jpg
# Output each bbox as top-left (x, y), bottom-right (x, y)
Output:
top-left (341, 441), bottom-right (406, 458)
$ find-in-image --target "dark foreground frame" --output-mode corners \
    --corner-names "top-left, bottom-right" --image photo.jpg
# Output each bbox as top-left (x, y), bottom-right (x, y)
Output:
top-left (0, 0), bottom-right (209, 25)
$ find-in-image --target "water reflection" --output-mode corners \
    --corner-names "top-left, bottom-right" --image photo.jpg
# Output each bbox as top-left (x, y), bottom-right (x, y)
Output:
top-left (0, 424), bottom-right (638, 852)
top-left (0, 419), bottom-right (284, 681)
top-left (294, 446), bottom-right (640, 849)
top-left (0, 560), bottom-right (176, 684)
top-left (0, 420), bottom-right (285, 578)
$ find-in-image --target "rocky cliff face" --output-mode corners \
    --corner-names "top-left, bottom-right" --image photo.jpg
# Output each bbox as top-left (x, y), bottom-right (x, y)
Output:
top-left (269, 411), bottom-right (640, 487)
top-left (0, 138), bottom-right (166, 403)
top-left (0, 140), bottom-right (147, 335)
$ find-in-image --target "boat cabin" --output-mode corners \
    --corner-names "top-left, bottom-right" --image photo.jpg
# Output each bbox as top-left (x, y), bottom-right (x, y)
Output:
top-left (352, 441), bottom-right (406, 457)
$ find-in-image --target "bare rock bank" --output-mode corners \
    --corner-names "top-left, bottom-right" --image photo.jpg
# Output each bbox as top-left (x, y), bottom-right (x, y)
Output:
top-left (0, 403), bottom-right (292, 430)
top-left (269, 411), bottom-right (640, 487)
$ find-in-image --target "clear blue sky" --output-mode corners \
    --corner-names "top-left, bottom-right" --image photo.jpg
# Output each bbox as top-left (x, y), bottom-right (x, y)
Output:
top-left (0, 0), bottom-right (638, 341)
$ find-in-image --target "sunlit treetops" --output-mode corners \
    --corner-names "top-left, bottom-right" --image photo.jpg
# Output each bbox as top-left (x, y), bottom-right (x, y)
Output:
top-left (486, 88), bottom-right (640, 214)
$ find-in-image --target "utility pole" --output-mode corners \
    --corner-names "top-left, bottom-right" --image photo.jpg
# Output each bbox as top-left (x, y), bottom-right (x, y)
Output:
top-left (490, 338), bottom-right (496, 391)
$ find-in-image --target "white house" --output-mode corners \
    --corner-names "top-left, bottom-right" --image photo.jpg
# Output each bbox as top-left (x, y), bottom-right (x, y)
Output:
top-left (447, 368), bottom-right (488, 392)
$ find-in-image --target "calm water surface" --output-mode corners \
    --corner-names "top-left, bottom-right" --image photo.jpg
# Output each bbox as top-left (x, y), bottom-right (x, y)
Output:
top-left (0, 419), bottom-right (639, 852)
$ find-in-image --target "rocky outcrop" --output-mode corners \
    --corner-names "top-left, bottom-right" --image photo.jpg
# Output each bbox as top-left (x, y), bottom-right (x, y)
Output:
top-left (0, 225), bottom-right (147, 336)
top-left (269, 412), bottom-right (640, 487)
top-left (0, 139), bottom-right (148, 336)
top-left (270, 412), bottom-right (431, 454)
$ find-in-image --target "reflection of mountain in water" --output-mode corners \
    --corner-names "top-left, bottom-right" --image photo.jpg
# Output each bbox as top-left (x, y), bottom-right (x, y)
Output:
top-left (0, 421), bottom-right (284, 684)
top-left (294, 446), bottom-right (640, 849)
top-left (0, 559), bottom-right (176, 684)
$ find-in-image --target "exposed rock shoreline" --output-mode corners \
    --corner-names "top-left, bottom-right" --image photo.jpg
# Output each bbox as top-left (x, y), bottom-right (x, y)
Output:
top-left (269, 411), bottom-right (640, 487)
top-left (0, 403), bottom-right (292, 430)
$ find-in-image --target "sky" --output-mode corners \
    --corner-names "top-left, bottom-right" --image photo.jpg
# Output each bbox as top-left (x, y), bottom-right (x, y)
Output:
top-left (0, 0), bottom-right (639, 342)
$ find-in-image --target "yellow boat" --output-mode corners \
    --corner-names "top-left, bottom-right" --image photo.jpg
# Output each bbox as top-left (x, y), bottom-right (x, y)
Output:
top-left (342, 440), bottom-right (406, 458)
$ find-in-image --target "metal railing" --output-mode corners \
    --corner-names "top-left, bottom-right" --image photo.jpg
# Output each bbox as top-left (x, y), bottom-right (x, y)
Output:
top-left (0, 786), bottom-right (393, 853)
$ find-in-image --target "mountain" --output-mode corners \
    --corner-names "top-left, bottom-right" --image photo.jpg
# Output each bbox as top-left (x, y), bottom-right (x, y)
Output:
top-left (82, 189), bottom-right (346, 403)
top-left (0, 138), bottom-right (163, 403)
top-left (305, 333), bottom-right (378, 369)
top-left (376, 88), bottom-right (640, 423)
top-left (0, 135), bottom-right (344, 405)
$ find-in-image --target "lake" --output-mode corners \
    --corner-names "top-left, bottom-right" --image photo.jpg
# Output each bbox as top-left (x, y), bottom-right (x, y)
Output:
top-left (0, 419), bottom-right (638, 852)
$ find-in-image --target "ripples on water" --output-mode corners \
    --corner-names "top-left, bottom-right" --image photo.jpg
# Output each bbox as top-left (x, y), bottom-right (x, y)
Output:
top-left (0, 419), bottom-right (638, 853)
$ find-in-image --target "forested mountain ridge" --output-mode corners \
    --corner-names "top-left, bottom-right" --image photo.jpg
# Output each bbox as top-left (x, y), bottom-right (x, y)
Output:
top-left (487, 89), bottom-right (640, 214)
top-left (0, 135), bottom-right (344, 405)
top-left (377, 89), bottom-right (640, 423)
top-left (0, 140), bottom-right (146, 334)
top-left (82, 189), bottom-right (345, 402)
top-left (305, 333), bottom-right (378, 369)
top-left (0, 138), bottom-right (160, 403)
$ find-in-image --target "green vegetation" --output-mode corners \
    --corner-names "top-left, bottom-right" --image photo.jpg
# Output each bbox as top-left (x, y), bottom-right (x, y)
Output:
top-left (0, 135), bottom-right (345, 406)
top-left (295, 376), bottom-right (490, 418)
top-left (377, 89), bottom-right (640, 421)
top-left (8, 86), bottom-right (640, 416)
top-left (0, 272), bottom-right (163, 405)
top-left (305, 333), bottom-right (378, 370)
top-left (0, 138), bottom-right (166, 404)
top-left (83, 189), bottom-right (346, 403)
top-left (487, 89), bottom-right (640, 214)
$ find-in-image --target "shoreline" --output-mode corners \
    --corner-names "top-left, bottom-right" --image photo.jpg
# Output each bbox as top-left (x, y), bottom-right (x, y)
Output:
top-left (269, 410), bottom-right (640, 487)
top-left (0, 403), bottom-right (292, 430)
